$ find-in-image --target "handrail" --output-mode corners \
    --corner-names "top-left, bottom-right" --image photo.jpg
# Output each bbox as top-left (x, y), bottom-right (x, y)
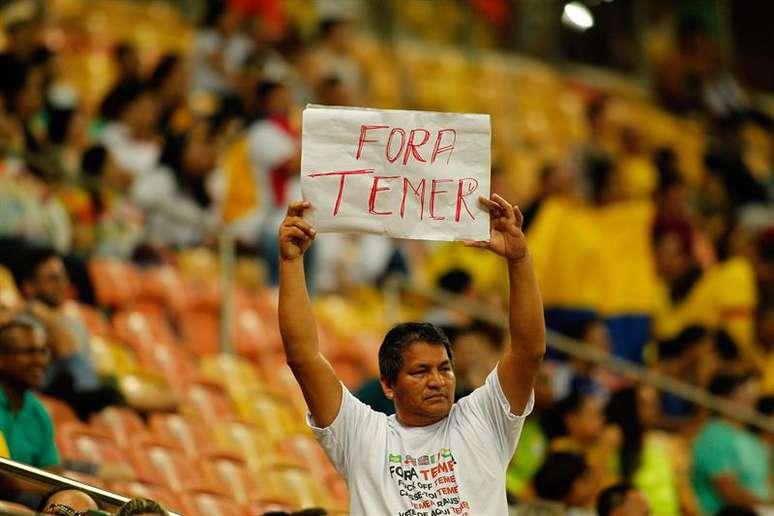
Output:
top-left (0, 458), bottom-right (182, 516)
top-left (394, 279), bottom-right (774, 434)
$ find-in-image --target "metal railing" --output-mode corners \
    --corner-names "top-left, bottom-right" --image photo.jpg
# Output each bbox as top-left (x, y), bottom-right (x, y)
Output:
top-left (0, 458), bottom-right (182, 516)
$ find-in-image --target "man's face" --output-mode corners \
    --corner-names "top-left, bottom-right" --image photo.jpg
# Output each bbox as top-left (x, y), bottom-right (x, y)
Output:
top-left (0, 325), bottom-right (50, 389)
top-left (381, 341), bottom-right (456, 426)
top-left (25, 257), bottom-right (69, 307)
top-left (611, 489), bottom-right (650, 516)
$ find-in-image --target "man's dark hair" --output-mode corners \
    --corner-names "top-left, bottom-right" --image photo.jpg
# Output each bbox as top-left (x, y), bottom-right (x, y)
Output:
top-left (37, 487), bottom-right (100, 512)
top-left (11, 246), bottom-right (59, 289)
top-left (149, 54), bottom-right (180, 90)
top-left (597, 482), bottom-right (635, 516)
top-left (541, 392), bottom-right (586, 439)
top-left (437, 268), bottom-right (472, 295)
top-left (81, 145), bottom-right (108, 177)
top-left (99, 80), bottom-right (146, 120)
top-left (532, 452), bottom-right (588, 502)
top-left (658, 325), bottom-right (708, 359)
top-left (709, 373), bottom-right (749, 398)
top-left (117, 497), bottom-right (167, 516)
top-left (378, 323), bottom-right (453, 385)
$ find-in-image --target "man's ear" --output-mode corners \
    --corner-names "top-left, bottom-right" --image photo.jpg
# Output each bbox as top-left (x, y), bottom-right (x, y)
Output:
top-left (379, 376), bottom-right (395, 400)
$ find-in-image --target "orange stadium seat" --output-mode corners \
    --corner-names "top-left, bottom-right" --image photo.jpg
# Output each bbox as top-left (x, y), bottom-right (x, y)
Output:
top-left (89, 258), bottom-right (141, 308)
top-left (179, 310), bottom-right (220, 356)
top-left (109, 481), bottom-right (184, 514)
top-left (129, 439), bottom-right (219, 493)
top-left (148, 413), bottom-right (214, 458)
top-left (261, 464), bottom-right (330, 509)
top-left (61, 470), bottom-right (104, 488)
top-left (276, 434), bottom-right (336, 480)
top-left (181, 380), bottom-right (238, 422)
top-left (56, 422), bottom-right (134, 474)
top-left (112, 309), bottom-right (179, 354)
top-left (137, 342), bottom-right (199, 394)
top-left (138, 266), bottom-right (192, 314)
top-left (91, 406), bottom-right (148, 449)
top-left (89, 336), bottom-right (138, 376)
top-left (38, 395), bottom-right (80, 425)
top-left (180, 490), bottom-right (243, 516)
top-left (233, 391), bottom-right (302, 441)
top-left (199, 354), bottom-right (263, 396)
top-left (201, 455), bottom-right (258, 505)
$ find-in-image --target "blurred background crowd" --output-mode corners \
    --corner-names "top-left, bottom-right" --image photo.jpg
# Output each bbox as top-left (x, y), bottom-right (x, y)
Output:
top-left (0, 0), bottom-right (771, 514)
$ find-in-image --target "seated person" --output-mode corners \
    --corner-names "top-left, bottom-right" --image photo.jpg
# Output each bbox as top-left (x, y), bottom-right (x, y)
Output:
top-left (516, 452), bottom-right (596, 515)
top-left (597, 483), bottom-right (651, 516)
top-left (38, 487), bottom-right (99, 515)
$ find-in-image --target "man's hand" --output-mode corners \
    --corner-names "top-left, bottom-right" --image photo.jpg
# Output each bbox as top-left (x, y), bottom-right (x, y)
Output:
top-left (464, 194), bottom-right (527, 262)
top-left (279, 201), bottom-right (317, 261)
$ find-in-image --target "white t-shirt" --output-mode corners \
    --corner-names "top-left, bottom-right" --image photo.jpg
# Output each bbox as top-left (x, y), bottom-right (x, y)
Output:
top-left (309, 367), bottom-right (534, 516)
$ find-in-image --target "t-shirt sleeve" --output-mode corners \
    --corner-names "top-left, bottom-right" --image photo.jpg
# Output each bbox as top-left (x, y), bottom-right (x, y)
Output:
top-left (693, 423), bottom-right (734, 478)
top-left (35, 407), bottom-right (60, 468)
top-left (456, 366), bottom-right (534, 466)
top-left (307, 385), bottom-right (384, 478)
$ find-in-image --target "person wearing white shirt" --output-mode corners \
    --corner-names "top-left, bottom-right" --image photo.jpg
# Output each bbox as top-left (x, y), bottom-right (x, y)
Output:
top-left (278, 194), bottom-right (546, 515)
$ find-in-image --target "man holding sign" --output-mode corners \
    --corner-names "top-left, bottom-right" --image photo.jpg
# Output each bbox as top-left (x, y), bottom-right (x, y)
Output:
top-left (280, 108), bottom-right (547, 511)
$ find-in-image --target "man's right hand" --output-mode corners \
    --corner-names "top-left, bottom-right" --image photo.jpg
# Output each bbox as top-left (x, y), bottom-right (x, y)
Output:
top-left (279, 201), bottom-right (317, 261)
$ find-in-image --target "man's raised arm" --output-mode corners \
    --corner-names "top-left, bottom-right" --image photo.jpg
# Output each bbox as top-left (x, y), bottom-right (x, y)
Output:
top-left (278, 201), bottom-right (343, 427)
top-left (466, 195), bottom-right (546, 414)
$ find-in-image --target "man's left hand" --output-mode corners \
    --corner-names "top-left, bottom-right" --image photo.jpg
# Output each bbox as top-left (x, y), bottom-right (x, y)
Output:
top-left (464, 194), bottom-right (527, 261)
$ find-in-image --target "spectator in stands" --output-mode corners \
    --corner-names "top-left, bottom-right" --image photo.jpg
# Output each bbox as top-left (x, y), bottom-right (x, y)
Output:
top-left (112, 43), bottom-right (142, 88)
top-left (303, 17), bottom-right (364, 102)
top-left (704, 116), bottom-right (769, 210)
top-left (753, 305), bottom-right (774, 392)
top-left (596, 483), bottom-right (650, 516)
top-left (506, 366), bottom-right (552, 500)
top-left (148, 54), bottom-right (190, 136)
top-left (545, 392), bottom-right (620, 491)
top-left (38, 487), bottom-right (99, 514)
top-left (131, 118), bottom-right (219, 247)
top-left (80, 144), bottom-right (144, 258)
top-left (315, 75), bottom-right (352, 107)
top-left (15, 247), bottom-right (121, 419)
top-left (516, 452), bottom-right (595, 515)
top-left (605, 386), bottom-right (698, 515)
top-left (452, 321), bottom-right (504, 398)
top-left (190, 0), bottom-right (243, 97)
top-left (425, 268), bottom-right (476, 331)
top-left (278, 195), bottom-right (545, 515)
top-left (753, 228), bottom-right (774, 308)
top-left (247, 80), bottom-right (300, 283)
top-left (116, 497), bottom-right (168, 516)
top-left (521, 163), bottom-right (574, 232)
top-left (692, 373), bottom-right (771, 514)
top-left (99, 81), bottom-right (161, 178)
top-left (0, 314), bottom-right (58, 469)
top-left (617, 126), bottom-right (658, 199)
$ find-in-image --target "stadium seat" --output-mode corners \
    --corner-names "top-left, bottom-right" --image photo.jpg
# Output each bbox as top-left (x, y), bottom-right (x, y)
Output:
top-left (112, 309), bottom-right (179, 354)
top-left (181, 380), bottom-right (238, 422)
top-left (261, 464), bottom-right (330, 509)
top-left (89, 258), bottom-right (141, 308)
top-left (129, 439), bottom-right (220, 494)
top-left (117, 371), bottom-right (178, 413)
top-left (137, 342), bottom-right (199, 395)
top-left (180, 490), bottom-right (243, 516)
top-left (179, 310), bottom-right (220, 356)
top-left (199, 354), bottom-right (264, 396)
top-left (148, 413), bottom-right (213, 458)
top-left (38, 395), bottom-right (80, 425)
top-left (61, 470), bottom-right (105, 488)
top-left (56, 422), bottom-right (134, 475)
top-left (89, 336), bottom-right (138, 376)
top-left (201, 454), bottom-right (259, 505)
top-left (91, 406), bottom-right (148, 449)
top-left (232, 391), bottom-right (303, 441)
top-left (212, 420), bottom-right (288, 473)
top-left (277, 434), bottom-right (337, 480)
top-left (139, 266), bottom-right (192, 314)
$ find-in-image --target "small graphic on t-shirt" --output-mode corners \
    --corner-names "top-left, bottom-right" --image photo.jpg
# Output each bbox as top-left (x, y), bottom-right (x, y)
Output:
top-left (387, 448), bottom-right (471, 516)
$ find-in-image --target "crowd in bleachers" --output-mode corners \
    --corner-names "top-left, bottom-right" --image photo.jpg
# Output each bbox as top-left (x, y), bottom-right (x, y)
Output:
top-left (0, 0), bottom-right (772, 515)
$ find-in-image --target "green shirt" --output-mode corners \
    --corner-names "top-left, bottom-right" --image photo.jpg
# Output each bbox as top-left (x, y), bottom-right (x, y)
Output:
top-left (0, 389), bottom-right (59, 468)
top-left (506, 418), bottom-right (547, 497)
top-left (692, 419), bottom-right (771, 515)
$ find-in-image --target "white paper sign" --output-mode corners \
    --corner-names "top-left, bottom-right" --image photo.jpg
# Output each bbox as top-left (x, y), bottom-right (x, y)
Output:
top-left (301, 105), bottom-right (491, 241)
